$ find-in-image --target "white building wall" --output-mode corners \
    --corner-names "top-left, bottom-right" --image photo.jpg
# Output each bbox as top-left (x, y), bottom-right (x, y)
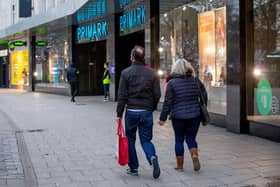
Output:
top-left (33, 0), bottom-right (46, 15)
top-left (0, 1), bottom-right (12, 30)
top-left (0, 0), bottom-right (32, 30)
top-left (46, 0), bottom-right (55, 10)
top-left (0, 0), bottom-right (89, 35)
top-left (55, 0), bottom-right (66, 6)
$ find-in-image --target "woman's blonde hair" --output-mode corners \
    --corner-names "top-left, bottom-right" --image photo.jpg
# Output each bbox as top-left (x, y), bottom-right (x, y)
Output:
top-left (171, 58), bottom-right (195, 76)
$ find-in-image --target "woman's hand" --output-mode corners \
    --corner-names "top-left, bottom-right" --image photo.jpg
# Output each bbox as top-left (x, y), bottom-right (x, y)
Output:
top-left (158, 120), bottom-right (165, 126)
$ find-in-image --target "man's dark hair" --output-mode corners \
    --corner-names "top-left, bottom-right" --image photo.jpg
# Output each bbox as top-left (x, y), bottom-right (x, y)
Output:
top-left (131, 45), bottom-right (145, 63)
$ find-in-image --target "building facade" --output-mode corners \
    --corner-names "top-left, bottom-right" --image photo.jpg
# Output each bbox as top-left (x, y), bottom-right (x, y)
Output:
top-left (0, 0), bottom-right (279, 142)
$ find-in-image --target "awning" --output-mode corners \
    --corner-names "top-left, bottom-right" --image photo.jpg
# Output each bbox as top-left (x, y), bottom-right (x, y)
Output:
top-left (0, 0), bottom-right (88, 39)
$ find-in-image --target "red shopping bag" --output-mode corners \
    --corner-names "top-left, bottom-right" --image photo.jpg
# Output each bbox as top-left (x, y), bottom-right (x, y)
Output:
top-left (116, 118), bottom-right (129, 166)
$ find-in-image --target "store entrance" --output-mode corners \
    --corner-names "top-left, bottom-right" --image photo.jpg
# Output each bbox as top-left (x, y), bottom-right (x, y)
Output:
top-left (0, 57), bottom-right (8, 88)
top-left (115, 30), bottom-right (145, 98)
top-left (74, 41), bottom-right (106, 96)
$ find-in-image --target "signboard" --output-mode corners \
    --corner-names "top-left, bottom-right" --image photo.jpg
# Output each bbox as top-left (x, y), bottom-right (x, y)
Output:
top-left (120, 6), bottom-right (146, 35)
top-left (76, 21), bottom-right (108, 43)
top-left (198, 7), bottom-right (227, 87)
top-left (76, 0), bottom-right (106, 24)
top-left (36, 41), bottom-right (48, 47)
top-left (0, 40), bottom-right (8, 46)
top-left (256, 79), bottom-right (272, 115)
top-left (0, 50), bottom-right (8, 57)
top-left (13, 41), bottom-right (27, 46)
top-left (198, 11), bottom-right (215, 84)
top-left (215, 7), bottom-right (226, 86)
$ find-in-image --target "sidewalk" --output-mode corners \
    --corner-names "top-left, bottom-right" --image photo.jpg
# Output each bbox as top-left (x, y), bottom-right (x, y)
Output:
top-left (0, 89), bottom-right (280, 187)
top-left (0, 97), bottom-right (24, 186)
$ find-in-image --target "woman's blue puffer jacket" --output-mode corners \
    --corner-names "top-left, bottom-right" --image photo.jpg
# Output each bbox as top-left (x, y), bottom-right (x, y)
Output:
top-left (160, 76), bottom-right (208, 121)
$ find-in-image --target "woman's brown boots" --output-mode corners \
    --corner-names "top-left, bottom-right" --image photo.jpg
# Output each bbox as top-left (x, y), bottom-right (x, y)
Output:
top-left (190, 148), bottom-right (200, 171)
top-left (175, 149), bottom-right (200, 172)
top-left (174, 156), bottom-right (184, 172)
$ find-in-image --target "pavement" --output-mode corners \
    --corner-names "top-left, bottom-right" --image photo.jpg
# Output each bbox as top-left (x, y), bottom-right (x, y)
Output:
top-left (0, 88), bottom-right (280, 187)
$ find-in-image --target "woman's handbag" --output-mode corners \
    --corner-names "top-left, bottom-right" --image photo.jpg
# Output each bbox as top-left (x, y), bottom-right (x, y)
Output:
top-left (196, 78), bottom-right (211, 125)
top-left (116, 118), bottom-right (129, 166)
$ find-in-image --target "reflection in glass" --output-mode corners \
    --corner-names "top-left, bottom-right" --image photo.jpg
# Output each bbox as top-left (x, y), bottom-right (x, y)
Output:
top-left (249, 0), bottom-right (280, 126)
top-left (159, 0), bottom-right (226, 114)
top-left (35, 28), bottom-right (71, 88)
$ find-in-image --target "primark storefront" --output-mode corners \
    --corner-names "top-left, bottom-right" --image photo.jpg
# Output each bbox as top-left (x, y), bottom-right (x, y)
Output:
top-left (0, 0), bottom-right (279, 141)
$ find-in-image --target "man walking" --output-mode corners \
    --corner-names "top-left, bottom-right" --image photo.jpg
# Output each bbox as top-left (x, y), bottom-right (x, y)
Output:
top-left (67, 64), bottom-right (79, 102)
top-left (116, 45), bottom-right (161, 179)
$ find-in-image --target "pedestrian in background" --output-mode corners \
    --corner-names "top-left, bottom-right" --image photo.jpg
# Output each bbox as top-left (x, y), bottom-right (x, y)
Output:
top-left (103, 62), bottom-right (111, 101)
top-left (66, 63), bottom-right (79, 102)
top-left (158, 58), bottom-right (208, 172)
top-left (116, 45), bottom-right (161, 179)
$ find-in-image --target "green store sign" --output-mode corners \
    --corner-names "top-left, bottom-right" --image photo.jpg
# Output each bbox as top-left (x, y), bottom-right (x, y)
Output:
top-left (256, 79), bottom-right (272, 115)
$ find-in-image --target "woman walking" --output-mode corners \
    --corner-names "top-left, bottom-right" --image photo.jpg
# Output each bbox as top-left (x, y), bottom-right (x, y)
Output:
top-left (158, 58), bottom-right (208, 172)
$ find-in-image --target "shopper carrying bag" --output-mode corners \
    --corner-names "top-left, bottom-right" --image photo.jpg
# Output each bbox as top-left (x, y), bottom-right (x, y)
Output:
top-left (116, 45), bottom-right (161, 178)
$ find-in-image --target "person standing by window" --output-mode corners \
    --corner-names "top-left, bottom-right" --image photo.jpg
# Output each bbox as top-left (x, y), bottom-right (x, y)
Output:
top-left (103, 62), bottom-right (111, 101)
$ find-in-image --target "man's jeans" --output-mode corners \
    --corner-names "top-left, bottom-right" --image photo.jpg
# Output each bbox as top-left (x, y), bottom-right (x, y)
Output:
top-left (125, 110), bottom-right (157, 170)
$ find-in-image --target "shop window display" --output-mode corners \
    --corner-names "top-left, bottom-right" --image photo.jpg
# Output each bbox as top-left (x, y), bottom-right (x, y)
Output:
top-left (159, 0), bottom-right (226, 114)
top-left (35, 28), bottom-right (71, 88)
top-left (248, 0), bottom-right (280, 126)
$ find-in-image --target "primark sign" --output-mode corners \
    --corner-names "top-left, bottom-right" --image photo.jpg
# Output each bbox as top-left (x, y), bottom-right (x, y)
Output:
top-left (76, 21), bottom-right (108, 43)
top-left (120, 6), bottom-right (146, 35)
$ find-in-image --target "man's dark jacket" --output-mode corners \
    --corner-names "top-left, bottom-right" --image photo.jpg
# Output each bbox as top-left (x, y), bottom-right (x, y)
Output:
top-left (160, 75), bottom-right (208, 121)
top-left (67, 67), bottom-right (78, 83)
top-left (117, 61), bottom-right (161, 118)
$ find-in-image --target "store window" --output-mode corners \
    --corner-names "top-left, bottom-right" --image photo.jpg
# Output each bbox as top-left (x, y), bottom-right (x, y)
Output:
top-left (248, 0), bottom-right (280, 126)
top-left (35, 28), bottom-right (71, 88)
top-left (159, 0), bottom-right (227, 114)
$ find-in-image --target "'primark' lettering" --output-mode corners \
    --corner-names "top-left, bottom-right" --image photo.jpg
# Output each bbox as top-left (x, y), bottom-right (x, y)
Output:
top-left (120, 6), bottom-right (146, 32)
top-left (77, 21), bottom-right (108, 42)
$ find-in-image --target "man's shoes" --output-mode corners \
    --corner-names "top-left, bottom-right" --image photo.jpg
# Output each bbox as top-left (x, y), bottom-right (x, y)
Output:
top-left (126, 168), bottom-right (138, 176)
top-left (71, 97), bottom-right (76, 102)
top-left (151, 156), bottom-right (160, 179)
